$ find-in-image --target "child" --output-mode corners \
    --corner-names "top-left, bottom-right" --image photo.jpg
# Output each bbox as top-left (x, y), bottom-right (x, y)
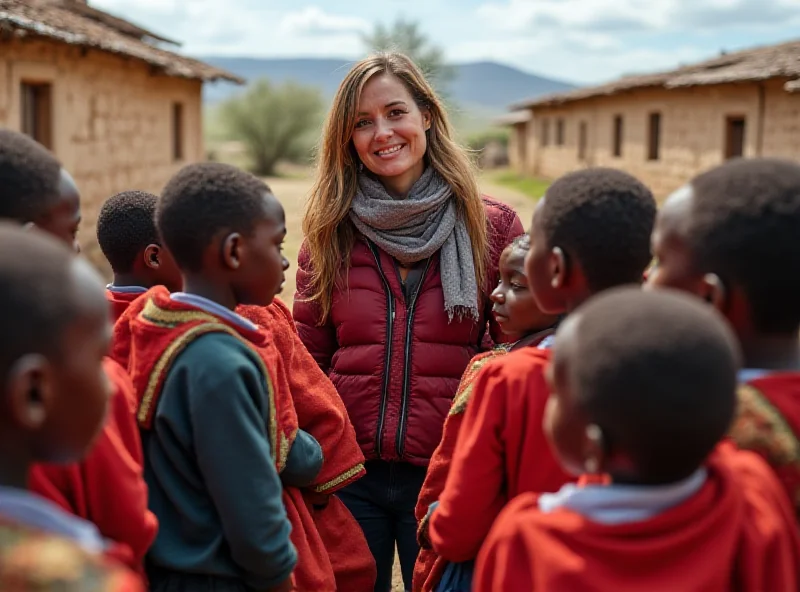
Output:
top-left (125, 162), bottom-right (315, 592)
top-left (0, 223), bottom-right (144, 590)
top-left (412, 234), bottom-right (559, 591)
top-left (648, 158), bottom-right (800, 516)
top-left (0, 129), bottom-right (156, 577)
top-left (0, 129), bottom-right (81, 250)
top-left (108, 164), bottom-right (371, 591)
top-left (474, 288), bottom-right (800, 591)
top-left (96, 190), bottom-right (182, 321)
top-left (427, 168), bottom-right (657, 568)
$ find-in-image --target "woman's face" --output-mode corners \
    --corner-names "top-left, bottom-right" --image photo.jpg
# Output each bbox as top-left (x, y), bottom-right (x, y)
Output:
top-left (352, 74), bottom-right (431, 196)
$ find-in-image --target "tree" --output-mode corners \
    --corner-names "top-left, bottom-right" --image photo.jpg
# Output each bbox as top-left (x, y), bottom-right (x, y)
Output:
top-left (362, 19), bottom-right (456, 93)
top-left (218, 79), bottom-right (323, 176)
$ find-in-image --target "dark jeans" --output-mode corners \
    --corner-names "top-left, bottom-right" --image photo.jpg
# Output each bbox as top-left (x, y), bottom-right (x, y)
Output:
top-left (337, 460), bottom-right (427, 592)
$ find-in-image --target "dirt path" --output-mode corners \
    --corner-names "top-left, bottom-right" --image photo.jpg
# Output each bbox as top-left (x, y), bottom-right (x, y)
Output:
top-left (269, 173), bottom-right (535, 305)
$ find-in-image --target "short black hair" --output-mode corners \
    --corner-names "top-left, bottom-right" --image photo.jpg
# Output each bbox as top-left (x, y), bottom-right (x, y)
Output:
top-left (157, 163), bottom-right (275, 272)
top-left (540, 168), bottom-right (656, 291)
top-left (96, 191), bottom-right (160, 273)
top-left (564, 286), bottom-right (739, 483)
top-left (0, 129), bottom-right (62, 222)
top-left (687, 158), bottom-right (800, 334)
top-left (0, 222), bottom-right (79, 382)
top-left (503, 233), bottom-right (530, 260)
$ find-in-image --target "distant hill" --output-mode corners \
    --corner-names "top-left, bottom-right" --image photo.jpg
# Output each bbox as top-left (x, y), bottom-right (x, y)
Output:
top-left (199, 57), bottom-right (576, 128)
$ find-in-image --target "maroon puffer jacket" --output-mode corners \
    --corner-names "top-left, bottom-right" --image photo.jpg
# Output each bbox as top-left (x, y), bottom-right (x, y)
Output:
top-left (294, 197), bottom-right (524, 466)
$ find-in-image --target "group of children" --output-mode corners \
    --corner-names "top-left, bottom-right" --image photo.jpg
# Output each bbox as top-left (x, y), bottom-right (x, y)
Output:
top-left (0, 124), bottom-right (799, 592)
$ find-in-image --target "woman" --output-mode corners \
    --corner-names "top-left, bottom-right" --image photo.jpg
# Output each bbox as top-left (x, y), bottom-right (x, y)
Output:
top-left (294, 52), bottom-right (523, 592)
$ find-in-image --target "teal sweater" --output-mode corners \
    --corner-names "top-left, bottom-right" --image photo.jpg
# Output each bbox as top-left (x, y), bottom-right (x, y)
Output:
top-left (143, 332), bottom-right (319, 589)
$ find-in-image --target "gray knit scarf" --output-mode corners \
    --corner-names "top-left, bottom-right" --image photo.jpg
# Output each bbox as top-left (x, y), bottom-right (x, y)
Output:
top-left (350, 167), bottom-right (478, 322)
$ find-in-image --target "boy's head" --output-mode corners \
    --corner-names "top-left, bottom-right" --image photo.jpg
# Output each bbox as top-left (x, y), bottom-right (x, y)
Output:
top-left (490, 234), bottom-right (558, 338)
top-left (0, 223), bottom-right (110, 471)
top-left (0, 130), bottom-right (81, 251)
top-left (525, 168), bottom-right (656, 314)
top-left (157, 163), bottom-right (289, 307)
top-left (96, 191), bottom-right (181, 292)
top-left (648, 158), bottom-right (800, 340)
top-left (545, 287), bottom-right (739, 485)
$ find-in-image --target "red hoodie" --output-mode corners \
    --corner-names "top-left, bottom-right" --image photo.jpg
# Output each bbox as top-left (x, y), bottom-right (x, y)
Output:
top-left (474, 446), bottom-right (800, 591)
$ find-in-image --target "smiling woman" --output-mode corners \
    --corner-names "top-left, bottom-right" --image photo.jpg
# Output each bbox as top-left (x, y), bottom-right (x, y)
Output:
top-left (294, 52), bottom-right (524, 592)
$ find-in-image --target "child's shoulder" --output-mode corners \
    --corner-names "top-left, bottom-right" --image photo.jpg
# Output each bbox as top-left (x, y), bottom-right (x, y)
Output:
top-left (0, 520), bottom-right (143, 591)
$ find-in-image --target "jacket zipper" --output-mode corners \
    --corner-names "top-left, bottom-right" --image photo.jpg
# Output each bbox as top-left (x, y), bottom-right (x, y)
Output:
top-left (367, 241), bottom-right (394, 458)
top-left (396, 257), bottom-right (432, 458)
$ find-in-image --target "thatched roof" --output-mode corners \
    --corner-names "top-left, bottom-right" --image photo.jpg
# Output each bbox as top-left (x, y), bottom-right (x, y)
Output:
top-left (513, 38), bottom-right (800, 110)
top-left (0, 0), bottom-right (243, 83)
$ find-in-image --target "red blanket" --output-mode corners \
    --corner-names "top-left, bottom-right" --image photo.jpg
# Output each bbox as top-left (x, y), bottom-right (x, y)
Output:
top-left (413, 348), bottom-right (508, 592)
top-left (106, 289), bottom-right (142, 323)
top-left (731, 372), bottom-right (800, 521)
top-left (474, 446), bottom-right (800, 591)
top-left (428, 347), bottom-right (573, 573)
top-left (239, 300), bottom-right (375, 592)
top-left (29, 358), bottom-right (157, 580)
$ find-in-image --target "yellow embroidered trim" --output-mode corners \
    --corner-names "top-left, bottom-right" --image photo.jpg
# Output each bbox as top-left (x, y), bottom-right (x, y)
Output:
top-left (311, 463), bottom-right (366, 494)
top-left (732, 384), bottom-right (800, 467)
top-left (140, 298), bottom-right (219, 328)
top-left (278, 430), bottom-right (298, 475)
top-left (448, 352), bottom-right (506, 416)
top-left (137, 298), bottom-right (280, 467)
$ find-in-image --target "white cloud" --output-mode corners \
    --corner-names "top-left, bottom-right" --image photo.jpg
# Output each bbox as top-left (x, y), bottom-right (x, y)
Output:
top-left (279, 7), bottom-right (370, 36)
top-left (476, 0), bottom-right (800, 34)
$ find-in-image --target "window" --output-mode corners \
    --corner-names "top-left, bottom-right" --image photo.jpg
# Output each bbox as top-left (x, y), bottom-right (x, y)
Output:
top-left (556, 119), bottom-right (565, 146)
top-left (647, 112), bottom-right (661, 161)
top-left (578, 121), bottom-right (587, 161)
top-left (725, 116), bottom-right (746, 159)
top-left (172, 102), bottom-right (184, 161)
top-left (612, 115), bottom-right (623, 157)
top-left (541, 119), bottom-right (550, 147)
top-left (20, 82), bottom-right (53, 149)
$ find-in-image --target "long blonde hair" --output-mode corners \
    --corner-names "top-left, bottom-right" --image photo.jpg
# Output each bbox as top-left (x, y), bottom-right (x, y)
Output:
top-left (302, 52), bottom-right (488, 322)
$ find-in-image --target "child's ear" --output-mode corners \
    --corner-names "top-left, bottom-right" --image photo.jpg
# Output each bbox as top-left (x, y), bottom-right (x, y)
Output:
top-left (143, 244), bottom-right (161, 270)
top-left (582, 424), bottom-right (605, 475)
top-left (221, 233), bottom-right (243, 271)
top-left (700, 273), bottom-right (727, 313)
top-left (6, 354), bottom-right (51, 430)
top-left (549, 246), bottom-right (568, 289)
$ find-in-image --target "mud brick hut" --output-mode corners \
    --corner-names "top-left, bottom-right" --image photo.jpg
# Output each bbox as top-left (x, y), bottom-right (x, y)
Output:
top-left (505, 39), bottom-right (800, 197)
top-left (0, 0), bottom-right (242, 262)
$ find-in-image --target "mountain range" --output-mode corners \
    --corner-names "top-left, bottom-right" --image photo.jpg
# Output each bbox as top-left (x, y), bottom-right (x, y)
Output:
top-left (200, 57), bottom-right (576, 131)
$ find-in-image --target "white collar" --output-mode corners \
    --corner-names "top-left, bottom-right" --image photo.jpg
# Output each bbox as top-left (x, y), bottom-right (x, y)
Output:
top-left (0, 487), bottom-right (106, 553)
top-left (538, 468), bottom-right (707, 525)
top-left (170, 292), bottom-right (258, 332)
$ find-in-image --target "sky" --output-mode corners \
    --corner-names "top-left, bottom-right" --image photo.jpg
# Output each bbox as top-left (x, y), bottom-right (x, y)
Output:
top-left (92, 0), bottom-right (800, 85)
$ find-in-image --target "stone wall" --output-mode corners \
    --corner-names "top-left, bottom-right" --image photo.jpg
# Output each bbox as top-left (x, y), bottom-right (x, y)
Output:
top-left (0, 37), bottom-right (203, 272)
top-left (520, 80), bottom-right (800, 198)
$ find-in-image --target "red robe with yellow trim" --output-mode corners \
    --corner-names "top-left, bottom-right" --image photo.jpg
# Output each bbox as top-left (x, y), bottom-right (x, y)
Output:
top-left (427, 346), bottom-right (573, 571)
top-left (474, 447), bottom-right (800, 591)
top-left (239, 300), bottom-right (375, 592)
top-left (123, 287), bottom-right (345, 591)
top-left (106, 289), bottom-right (142, 323)
top-left (412, 347), bottom-right (509, 592)
top-left (731, 373), bottom-right (800, 521)
top-left (28, 358), bottom-right (157, 580)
